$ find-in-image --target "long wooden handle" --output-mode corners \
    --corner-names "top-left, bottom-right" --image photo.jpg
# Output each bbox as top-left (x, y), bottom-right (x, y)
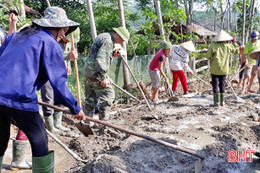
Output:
top-left (71, 33), bottom-right (81, 107)
top-left (38, 101), bottom-right (71, 114)
top-left (46, 129), bottom-right (87, 163)
top-left (45, 0), bottom-right (51, 7)
top-left (120, 55), bottom-right (152, 111)
top-left (230, 64), bottom-right (247, 82)
top-left (112, 82), bottom-right (141, 103)
top-left (193, 73), bottom-right (212, 88)
top-left (39, 101), bottom-right (204, 159)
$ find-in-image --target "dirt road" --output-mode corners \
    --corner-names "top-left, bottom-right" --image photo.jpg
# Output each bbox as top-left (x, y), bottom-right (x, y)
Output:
top-left (2, 84), bottom-right (260, 173)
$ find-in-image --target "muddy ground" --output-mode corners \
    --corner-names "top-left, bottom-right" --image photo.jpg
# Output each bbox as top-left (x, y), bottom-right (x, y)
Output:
top-left (2, 81), bottom-right (260, 173)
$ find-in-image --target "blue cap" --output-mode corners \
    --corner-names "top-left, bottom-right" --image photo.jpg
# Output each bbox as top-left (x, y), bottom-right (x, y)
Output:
top-left (251, 31), bottom-right (259, 39)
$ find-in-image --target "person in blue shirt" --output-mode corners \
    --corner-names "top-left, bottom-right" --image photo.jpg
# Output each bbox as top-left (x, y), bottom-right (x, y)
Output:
top-left (0, 7), bottom-right (85, 172)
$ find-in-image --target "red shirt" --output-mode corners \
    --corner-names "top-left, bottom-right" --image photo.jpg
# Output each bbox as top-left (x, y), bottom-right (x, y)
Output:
top-left (149, 49), bottom-right (167, 71)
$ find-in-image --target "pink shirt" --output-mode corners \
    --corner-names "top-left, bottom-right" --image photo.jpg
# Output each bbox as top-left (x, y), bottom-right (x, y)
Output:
top-left (149, 49), bottom-right (167, 71)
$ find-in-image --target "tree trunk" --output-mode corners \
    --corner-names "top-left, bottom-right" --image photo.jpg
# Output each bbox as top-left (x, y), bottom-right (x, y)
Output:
top-left (249, 0), bottom-right (255, 40)
top-left (153, 0), bottom-right (165, 41)
top-left (175, 0), bottom-right (179, 9)
top-left (184, 0), bottom-right (189, 27)
top-left (20, 0), bottom-right (26, 17)
top-left (229, 3), bottom-right (232, 31)
top-left (153, 0), bottom-right (171, 80)
top-left (188, 0), bottom-right (193, 25)
top-left (118, 0), bottom-right (131, 91)
top-left (221, 16), bottom-right (224, 30)
top-left (242, 0), bottom-right (246, 44)
top-left (86, 0), bottom-right (97, 41)
top-left (227, 0), bottom-right (230, 31)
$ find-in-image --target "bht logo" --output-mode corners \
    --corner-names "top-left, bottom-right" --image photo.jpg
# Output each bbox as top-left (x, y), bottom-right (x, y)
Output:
top-left (228, 150), bottom-right (255, 162)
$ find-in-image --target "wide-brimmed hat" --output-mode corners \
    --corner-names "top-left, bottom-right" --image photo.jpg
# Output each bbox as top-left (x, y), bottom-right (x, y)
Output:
top-left (213, 30), bottom-right (233, 42)
top-left (161, 41), bottom-right (172, 49)
top-left (180, 40), bottom-right (196, 52)
top-left (62, 27), bottom-right (80, 43)
top-left (113, 27), bottom-right (130, 43)
top-left (32, 6), bottom-right (79, 35)
top-left (249, 47), bottom-right (260, 60)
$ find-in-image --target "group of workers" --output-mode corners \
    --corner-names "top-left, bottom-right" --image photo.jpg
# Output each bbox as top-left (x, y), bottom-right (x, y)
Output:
top-left (0, 4), bottom-right (260, 173)
top-left (149, 30), bottom-right (260, 107)
top-left (0, 6), bottom-right (129, 172)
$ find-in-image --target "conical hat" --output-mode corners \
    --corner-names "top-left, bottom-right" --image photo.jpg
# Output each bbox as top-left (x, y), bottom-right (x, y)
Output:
top-left (249, 47), bottom-right (260, 60)
top-left (213, 30), bottom-right (233, 42)
top-left (180, 40), bottom-right (196, 52)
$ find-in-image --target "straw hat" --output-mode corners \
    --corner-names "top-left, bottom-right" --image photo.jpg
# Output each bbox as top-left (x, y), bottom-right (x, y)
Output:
top-left (32, 6), bottom-right (79, 35)
top-left (113, 27), bottom-right (130, 43)
top-left (213, 30), bottom-right (233, 42)
top-left (249, 47), bottom-right (260, 60)
top-left (180, 40), bottom-right (196, 52)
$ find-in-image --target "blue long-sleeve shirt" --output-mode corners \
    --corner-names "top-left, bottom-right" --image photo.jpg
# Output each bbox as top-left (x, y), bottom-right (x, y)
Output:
top-left (0, 29), bottom-right (81, 114)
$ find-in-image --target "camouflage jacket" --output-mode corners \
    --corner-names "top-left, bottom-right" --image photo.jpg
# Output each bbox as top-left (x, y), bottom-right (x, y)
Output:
top-left (61, 42), bottom-right (72, 68)
top-left (84, 32), bottom-right (114, 81)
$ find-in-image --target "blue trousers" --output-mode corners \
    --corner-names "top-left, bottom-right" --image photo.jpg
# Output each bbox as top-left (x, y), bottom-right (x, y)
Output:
top-left (0, 105), bottom-right (48, 157)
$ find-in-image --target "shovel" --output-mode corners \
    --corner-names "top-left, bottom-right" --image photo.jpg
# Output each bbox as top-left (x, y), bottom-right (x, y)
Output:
top-left (38, 101), bottom-right (94, 135)
top-left (165, 80), bottom-right (179, 102)
top-left (226, 79), bottom-right (245, 103)
top-left (119, 50), bottom-right (158, 119)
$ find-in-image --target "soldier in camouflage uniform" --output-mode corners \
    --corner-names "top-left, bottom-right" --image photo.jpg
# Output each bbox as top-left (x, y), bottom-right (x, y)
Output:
top-left (84, 27), bottom-right (130, 121)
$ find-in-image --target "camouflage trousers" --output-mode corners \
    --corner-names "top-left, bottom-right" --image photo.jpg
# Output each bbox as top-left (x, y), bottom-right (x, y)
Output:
top-left (84, 80), bottom-right (115, 120)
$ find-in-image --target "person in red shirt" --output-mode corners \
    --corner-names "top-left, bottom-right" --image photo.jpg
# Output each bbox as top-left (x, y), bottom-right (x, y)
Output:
top-left (149, 41), bottom-right (172, 102)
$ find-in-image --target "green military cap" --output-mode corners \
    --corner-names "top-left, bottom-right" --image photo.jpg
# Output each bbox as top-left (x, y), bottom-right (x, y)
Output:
top-left (161, 41), bottom-right (173, 49)
top-left (113, 27), bottom-right (130, 43)
top-left (32, 6), bottom-right (79, 35)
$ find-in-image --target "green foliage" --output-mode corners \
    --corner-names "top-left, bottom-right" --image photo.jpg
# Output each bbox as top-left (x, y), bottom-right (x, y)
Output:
top-left (0, 0), bottom-right (31, 31)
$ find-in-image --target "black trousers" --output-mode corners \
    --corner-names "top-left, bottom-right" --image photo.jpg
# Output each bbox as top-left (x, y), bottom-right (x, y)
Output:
top-left (0, 105), bottom-right (48, 157)
top-left (239, 62), bottom-right (246, 79)
top-left (212, 74), bottom-right (226, 93)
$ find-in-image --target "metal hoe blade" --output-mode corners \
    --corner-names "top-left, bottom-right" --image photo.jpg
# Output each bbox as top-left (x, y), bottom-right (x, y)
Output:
top-left (74, 120), bottom-right (94, 136)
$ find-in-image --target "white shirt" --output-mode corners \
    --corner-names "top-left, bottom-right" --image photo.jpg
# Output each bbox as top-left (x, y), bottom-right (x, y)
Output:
top-left (0, 27), bottom-right (6, 46)
top-left (169, 45), bottom-right (192, 72)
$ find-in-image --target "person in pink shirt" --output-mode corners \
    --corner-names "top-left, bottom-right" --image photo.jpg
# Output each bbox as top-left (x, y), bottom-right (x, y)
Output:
top-left (149, 41), bottom-right (172, 102)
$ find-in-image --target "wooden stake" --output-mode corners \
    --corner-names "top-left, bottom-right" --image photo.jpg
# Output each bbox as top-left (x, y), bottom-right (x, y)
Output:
top-left (70, 33), bottom-right (81, 107)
